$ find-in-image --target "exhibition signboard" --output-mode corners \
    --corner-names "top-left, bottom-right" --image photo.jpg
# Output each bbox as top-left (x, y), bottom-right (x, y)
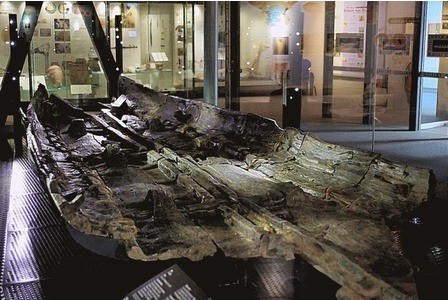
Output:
top-left (427, 34), bottom-right (448, 57)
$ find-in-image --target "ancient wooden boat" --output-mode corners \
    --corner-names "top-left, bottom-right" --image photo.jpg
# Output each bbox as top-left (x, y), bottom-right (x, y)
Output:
top-left (25, 76), bottom-right (434, 299)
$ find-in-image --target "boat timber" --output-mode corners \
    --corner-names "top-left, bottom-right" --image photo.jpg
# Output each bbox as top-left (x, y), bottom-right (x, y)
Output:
top-left (24, 76), bottom-right (434, 299)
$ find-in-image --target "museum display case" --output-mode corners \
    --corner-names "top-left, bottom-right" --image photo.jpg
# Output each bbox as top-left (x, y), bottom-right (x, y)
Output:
top-left (28, 2), bottom-right (108, 102)
top-left (106, 2), bottom-right (202, 92)
top-left (3, 1), bottom-right (444, 131)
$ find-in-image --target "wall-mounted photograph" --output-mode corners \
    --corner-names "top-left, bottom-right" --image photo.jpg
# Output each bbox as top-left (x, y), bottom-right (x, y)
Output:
top-left (273, 37), bottom-right (289, 55)
top-left (54, 31), bottom-right (70, 42)
top-left (55, 42), bottom-right (71, 54)
top-left (39, 28), bottom-right (52, 38)
top-left (335, 33), bottom-right (364, 54)
top-left (54, 18), bottom-right (70, 30)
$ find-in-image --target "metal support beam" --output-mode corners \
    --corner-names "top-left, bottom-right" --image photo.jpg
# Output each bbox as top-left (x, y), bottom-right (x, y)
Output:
top-left (204, 1), bottom-right (218, 106)
top-left (0, 3), bottom-right (42, 127)
top-left (409, 2), bottom-right (422, 131)
top-left (322, 2), bottom-right (335, 118)
top-left (362, 2), bottom-right (378, 125)
top-left (9, 14), bottom-right (22, 154)
top-left (76, 1), bottom-right (120, 98)
top-left (115, 15), bottom-right (123, 74)
top-left (225, 1), bottom-right (240, 111)
top-left (0, 3), bottom-right (42, 154)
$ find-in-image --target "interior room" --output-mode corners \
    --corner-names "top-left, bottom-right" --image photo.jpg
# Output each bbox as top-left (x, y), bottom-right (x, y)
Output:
top-left (0, 1), bottom-right (447, 299)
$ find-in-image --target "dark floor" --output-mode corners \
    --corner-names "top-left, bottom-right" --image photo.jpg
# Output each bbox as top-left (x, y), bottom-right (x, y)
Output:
top-left (0, 131), bottom-right (447, 300)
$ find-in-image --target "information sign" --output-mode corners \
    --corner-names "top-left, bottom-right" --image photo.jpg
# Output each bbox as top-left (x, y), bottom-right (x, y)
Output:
top-left (122, 264), bottom-right (209, 300)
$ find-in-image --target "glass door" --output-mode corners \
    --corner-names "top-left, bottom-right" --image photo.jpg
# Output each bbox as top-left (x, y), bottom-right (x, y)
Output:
top-left (299, 1), bottom-right (419, 131)
top-left (419, 1), bottom-right (448, 129)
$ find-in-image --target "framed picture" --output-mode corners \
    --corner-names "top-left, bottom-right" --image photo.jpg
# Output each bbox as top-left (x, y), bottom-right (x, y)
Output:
top-left (55, 42), bottom-right (71, 53)
top-left (58, 3), bottom-right (70, 14)
top-left (335, 33), bottom-right (364, 54)
top-left (122, 3), bottom-right (137, 28)
top-left (40, 28), bottom-right (52, 37)
top-left (54, 18), bottom-right (70, 29)
top-left (54, 31), bottom-right (70, 41)
top-left (378, 33), bottom-right (410, 55)
top-left (45, 2), bottom-right (56, 14)
top-left (273, 37), bottom-right (289, 55)
top-left (273, 61), bottom-right (290, 83)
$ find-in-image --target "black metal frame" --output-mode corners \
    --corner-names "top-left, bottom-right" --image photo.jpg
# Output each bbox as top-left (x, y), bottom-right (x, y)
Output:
top-left (0, 2), bottom-right (43, 153)
top-left (225, 1), bottom-right (240, 111)
top-left (76, 1), bottom-right (120, 99)
top-left (322, 2), bottom-right (335, 119)
top-left (409, 1), bottom-right (423, 131)
top-left (115, 15), bottom-right (123, 75)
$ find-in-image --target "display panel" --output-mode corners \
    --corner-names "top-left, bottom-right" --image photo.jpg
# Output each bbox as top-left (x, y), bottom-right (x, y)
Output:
top-left (107, 2), bottom-right (203, 93)
top-left (27, 1), bottom-right (108, 102)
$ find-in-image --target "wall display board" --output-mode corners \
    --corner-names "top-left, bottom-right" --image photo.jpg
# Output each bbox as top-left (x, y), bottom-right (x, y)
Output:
top-left (333, 2), bottom-right (367, 77)
top-left (335, 33), bottom-right (364, 53)
top-left (378, 33), bottom-right (411, 55)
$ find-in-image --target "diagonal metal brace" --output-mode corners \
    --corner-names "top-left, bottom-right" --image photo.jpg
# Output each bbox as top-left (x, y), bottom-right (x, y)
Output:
top-left (0, 2), bottom-right (42, 127)
top-left (76, 1), bottom-right (120, 98)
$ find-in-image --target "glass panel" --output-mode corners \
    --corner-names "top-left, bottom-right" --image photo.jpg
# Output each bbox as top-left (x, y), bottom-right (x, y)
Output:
top-left (330, 1), bottom-right (367, 127)
top-left (299, 1), bottom-right (369, 130)
top-left (114, 2), bottom-right (203, 94)
top-left (217, 1), bottom-right (225, 87)
top-left (29, 1), bottom-right (108, 103)
top-left (216, 1), bottom-right (226, 109)
top-left (239, 2), bottom-right (303, 127)
top-left (420, 1), bottom-right (448, 127)
top-left (109, 2), bottom-right (156, 88)
top-left (183, 3), bottom-right (196, 91)
top-left (299, 1), bottom-right (416, 131)
top-left (300, 1), bottom-right (326, 128)
top-left (373, 1), bottom-right (416, 129)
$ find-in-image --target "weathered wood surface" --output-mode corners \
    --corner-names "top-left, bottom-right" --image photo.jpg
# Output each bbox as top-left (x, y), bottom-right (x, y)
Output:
top-left (25, 79), bottom-right (435, 299)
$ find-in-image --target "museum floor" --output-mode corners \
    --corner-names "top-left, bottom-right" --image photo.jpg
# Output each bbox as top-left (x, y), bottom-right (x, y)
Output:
top-left (1, 122), bottom-right (447, 299)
